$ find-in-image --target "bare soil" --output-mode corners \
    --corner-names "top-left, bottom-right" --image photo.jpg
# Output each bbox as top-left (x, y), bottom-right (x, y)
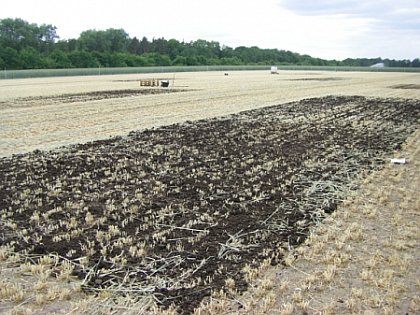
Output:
top-left (390, 84), bottom-right (420, 90)
top-left (1, 95), bottom-right (419, 314)
top-left (287, 77), bottom-right (345, 81)
top-left (0, 89), bottom-right (184, 109)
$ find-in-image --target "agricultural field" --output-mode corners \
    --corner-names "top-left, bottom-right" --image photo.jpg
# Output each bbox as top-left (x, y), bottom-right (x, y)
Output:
top-left (0, 70), bottom-right (420, 314)
top-left (1, 70), bottom-right (420, 157)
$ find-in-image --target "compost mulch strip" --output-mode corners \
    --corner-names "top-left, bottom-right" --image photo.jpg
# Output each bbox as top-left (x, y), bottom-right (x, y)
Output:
top-left (389, 84), bottom-right (420, 90)
top-left (0, 88), bottom-right (186, 108)
top-left (287, 77), bottom-right (346, 81)
top-left (1, 95), bottom-right (419, 314)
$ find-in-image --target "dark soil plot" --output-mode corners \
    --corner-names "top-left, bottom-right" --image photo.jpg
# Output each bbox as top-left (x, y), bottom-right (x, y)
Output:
top-left (1, 96), bottom-right (419, 314)
top-left (113, 78), bottom-right (172, 82)
top-left (0, 88), bottom-right (186, 108)
top-left (389, 84), bottom-right (420, 90)
top-left (287, 77), bottom-right (345, 81)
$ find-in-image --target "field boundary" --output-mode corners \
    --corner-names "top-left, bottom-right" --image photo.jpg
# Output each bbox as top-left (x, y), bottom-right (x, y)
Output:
top-left (1, 65), bottom-right (419, 80)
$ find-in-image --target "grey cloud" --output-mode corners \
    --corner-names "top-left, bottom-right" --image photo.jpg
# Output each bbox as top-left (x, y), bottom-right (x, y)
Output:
top-left (385, 9), bottom-right (420, 30)
top-left (280, 0), bottom-right (420, 31)
top-left (279, 0), bottom-right (385, 16)
top-left (280, 0), bottom-right (418, 18)
top-left (278, 0), bottom-right (420, 59)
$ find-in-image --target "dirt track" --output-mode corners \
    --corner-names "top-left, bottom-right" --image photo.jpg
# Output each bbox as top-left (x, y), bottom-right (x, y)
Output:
top-left (1, 70), bottom-right (419, 157)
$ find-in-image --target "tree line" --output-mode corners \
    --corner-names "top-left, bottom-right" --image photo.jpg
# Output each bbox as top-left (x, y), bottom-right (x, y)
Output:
top-left (1, 18), bottom-right (419, 70)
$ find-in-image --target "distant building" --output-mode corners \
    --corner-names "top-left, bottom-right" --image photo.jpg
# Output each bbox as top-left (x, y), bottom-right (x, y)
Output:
top-left (370, 62), bottom-right (385, 68)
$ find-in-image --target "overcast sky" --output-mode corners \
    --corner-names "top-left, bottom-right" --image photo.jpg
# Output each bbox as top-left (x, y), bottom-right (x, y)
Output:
top-left (1, 0), bottom-right (419, 60)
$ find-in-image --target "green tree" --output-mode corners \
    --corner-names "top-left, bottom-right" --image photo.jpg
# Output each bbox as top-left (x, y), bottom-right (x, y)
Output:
top-left (173, 55), bottom-right (187, 65)
top-left (20, 47), bottom-right (44, 68)
top-left (109, 52), bottom-right (128, 67)
top-left (186, 56), bottom-right (198, 65)
top-left (92, 51), bottom-right (112, 67)
top-left (234, 46), bottom-right (264, 63)
top-left (167, 39), bottom-right (183, 60)
top-left (140, 52), bottom-right (171, 66)
top-left (106, 28), bottom-right (130, 52)
top-left (128, 37), bottom-right (141, 54)
top-left (68, 50), bottom-right (99, 68)
top-left (0, 46), bottom-right (22, 69)
top-left (49, 49), bottom-right (72, 68)
top-left (151, 37), bottom-right (169, 55)
top-left (220, 45), bottom-right (234, 58)
top-left (138, 36), bottom-right (150, 54)
top-left (78, 30), bottom-right (110, 52)
top-left (54, 39), bottom-right (77, 52)
top-left (77, 28), bottom-right (129, 53)
top-left (37, 23), bottom-right (58, 53)
top-left (191, 39), bottom-right (220, 59)
top-left (0, 18), bottom-right (37, 50)
top-left (0, 18), bottom-right (57, 52)
top-left (221, 56), bottom-right (242, 65)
